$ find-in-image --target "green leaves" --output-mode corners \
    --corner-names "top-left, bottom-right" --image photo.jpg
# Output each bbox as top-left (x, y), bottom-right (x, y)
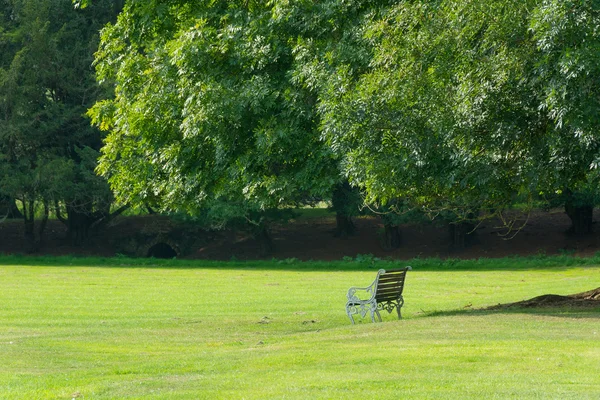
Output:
top-left (89, 0), bottom-right (600, 224)
top-left (91, 1), bottom-right (339, 218)
top-left (313, 0), bottom-right (600, 217)
top-left (0, 0), bottom-right (121, 240)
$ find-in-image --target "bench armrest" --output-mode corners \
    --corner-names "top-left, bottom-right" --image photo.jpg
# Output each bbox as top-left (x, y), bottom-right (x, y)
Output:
top-left (346, 283), bottom-right (376, 302)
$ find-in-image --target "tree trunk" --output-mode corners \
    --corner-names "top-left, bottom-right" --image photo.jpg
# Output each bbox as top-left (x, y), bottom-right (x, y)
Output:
top-left (334, 212), bottom-right (355, 238)
top-left (449, 222), bottom-right (476, 251)
top-left (65, 202), bottom-right (94, 245)
top-left (21, 197), bottom-right (36, 252)
top-left (89, 204), bottom-right (129, 233)
top-left (23, 216), bottom-right (35, 251)
top-left (331, 181), bottom-right (358, 238)
top-left (382, 224), bottom-right (402, 250)
top-left (253, 224), bottom-right (274, 256)
top-left (61, 200), bottom-right (128, 246)
top-left (37, 200), bottom-right (49, 246)
top-left (565, 200), bottom-right (593, 236)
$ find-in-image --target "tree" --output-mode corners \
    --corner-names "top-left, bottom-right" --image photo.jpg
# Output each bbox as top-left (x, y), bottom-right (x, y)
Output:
top-left (316, 0), bottom-right (600, 238)
top-left (330, 181), bottom-right (362, 237)
top-left (530, 0), bottom-right (600, 235)
top-left (273, 0), bottom-right (398, 238)
top-left (90, 1), bottom-right (417, 249)
top-left (0, 0), bottom-right (122, 248)
top-left (89, 0), bottom-right (600, 250)
top-left (89, 1), bottom-right (342, 241)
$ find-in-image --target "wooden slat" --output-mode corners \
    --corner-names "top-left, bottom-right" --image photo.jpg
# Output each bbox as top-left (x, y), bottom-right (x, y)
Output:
top-left (380, 273), bottom-right (407, 278)
top-left (377, 289), bottom-right (402, 294)
top-left (377, 282), bottom-right (404, 290)
top-left (376, 296), bottom-right (400, 302)
top-left (376, 292), bottom-right (402, 299)
top-left (384, 268), bottom-right (410, 273)
top-left (377, 289), bottom-right (402, 295)
top-left (376, 295), bottom-right (401, 301)
top-left (377, 292), bottom-right (398, 297)
top-left (379, 276), bottom-right (405, 282)
top-left (380, 270), bottom-right (407, 276)
top-left (379, 271), bottom-right (407, 278)
top-left (378, 280), bottom-right (405, 286)
top-left (376, 288), bottom-right (404, 295)
top-left (378, 279), bottom-right (405, 285)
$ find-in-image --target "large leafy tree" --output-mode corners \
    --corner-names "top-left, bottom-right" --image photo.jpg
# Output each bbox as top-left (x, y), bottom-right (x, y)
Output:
top-left (319, 0), bottom-right (536, 213)
top-left (317, 0), bottom-right (600, 236)
top-left (90, 1), bottom-right (403, 244)
top-left (88, 0), bottom-right (600, 248)
top-left (0, 0), bottom-right (123, 247)
top-left (530, 0), bottom-right (600, 234)
top-left (89, 1), bottom-right (343, 241)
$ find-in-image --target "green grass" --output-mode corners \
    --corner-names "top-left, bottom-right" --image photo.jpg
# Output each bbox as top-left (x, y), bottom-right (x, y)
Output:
top-left (0, 256), bottom-right (598, 399)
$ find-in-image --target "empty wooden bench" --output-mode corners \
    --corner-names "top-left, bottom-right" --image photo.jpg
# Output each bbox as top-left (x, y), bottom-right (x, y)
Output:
top-left (345, 267), bottom-right (411, 324)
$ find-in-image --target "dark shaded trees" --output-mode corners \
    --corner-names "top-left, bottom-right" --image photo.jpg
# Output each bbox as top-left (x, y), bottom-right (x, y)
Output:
top-left (0, 196), bottom-right (21, 219)
top-left (531, 0), bottom-right (600, 235)
top-left (0, 0), bottom-right (122, 248)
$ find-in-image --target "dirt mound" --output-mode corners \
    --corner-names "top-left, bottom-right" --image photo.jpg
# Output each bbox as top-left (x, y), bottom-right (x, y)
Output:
top-left (487, 287), bottom-right (600, 310)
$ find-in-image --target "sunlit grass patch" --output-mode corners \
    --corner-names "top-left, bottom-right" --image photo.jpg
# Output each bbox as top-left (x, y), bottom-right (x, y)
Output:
top-left (0, 257), bottom-right (598, 399)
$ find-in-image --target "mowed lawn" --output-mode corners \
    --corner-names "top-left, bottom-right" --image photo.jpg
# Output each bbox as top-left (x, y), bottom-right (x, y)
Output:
top-left (0, 258), bottom-right (598, 399)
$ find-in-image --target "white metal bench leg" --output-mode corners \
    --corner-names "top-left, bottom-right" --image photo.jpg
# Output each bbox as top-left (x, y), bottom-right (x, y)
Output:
top-left (347, 312), bottom-right (355, 324)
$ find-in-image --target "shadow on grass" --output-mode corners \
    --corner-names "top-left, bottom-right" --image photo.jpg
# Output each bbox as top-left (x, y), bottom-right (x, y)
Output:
top-left (1, 253), bottom-right (600, 272)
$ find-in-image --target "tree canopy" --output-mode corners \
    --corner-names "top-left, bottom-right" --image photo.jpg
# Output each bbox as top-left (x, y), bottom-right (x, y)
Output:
top-left (312, 0), bottom-right (600, 230)
top-left (90, 1), bottom-right (343, 221)
top-left (86, 0), bottom-right (600, 233)
top-left (0, 0), bottom-right (122, 246)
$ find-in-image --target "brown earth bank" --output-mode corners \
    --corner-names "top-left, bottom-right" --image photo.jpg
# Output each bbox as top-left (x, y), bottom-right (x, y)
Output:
top-left (3, 208), bottom-right (600, 261)
top-left (486, 287), bottom-right (600, 310)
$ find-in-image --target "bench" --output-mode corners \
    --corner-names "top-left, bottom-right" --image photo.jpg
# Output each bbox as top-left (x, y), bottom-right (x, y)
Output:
top-left (345, 267), bottom-right (411, 324)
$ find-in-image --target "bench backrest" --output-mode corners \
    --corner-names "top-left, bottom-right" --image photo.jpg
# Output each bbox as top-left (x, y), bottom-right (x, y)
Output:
top-left (375, 268), bottom-right (409, 303)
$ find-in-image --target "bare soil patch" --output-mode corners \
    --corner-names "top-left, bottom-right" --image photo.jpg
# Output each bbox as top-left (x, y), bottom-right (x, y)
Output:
top-left (486, 287), bottom-right (600, 310)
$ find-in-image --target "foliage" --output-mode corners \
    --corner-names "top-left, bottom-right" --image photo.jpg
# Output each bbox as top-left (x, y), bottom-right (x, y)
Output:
top-left (89, 1), bottom-right (340, 222)
top-left (313, 0), bottom-right (600, 223)
top-left (0, 0), bottom-right (122, 245)
top-left (86, 0), bottom-right (600, 234)
top-left (316, 1), bottom-right (531, 217)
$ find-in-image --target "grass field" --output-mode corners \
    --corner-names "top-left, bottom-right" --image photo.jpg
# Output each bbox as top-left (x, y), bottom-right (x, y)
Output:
top-left (0, 256), bottom-right (598, 399)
